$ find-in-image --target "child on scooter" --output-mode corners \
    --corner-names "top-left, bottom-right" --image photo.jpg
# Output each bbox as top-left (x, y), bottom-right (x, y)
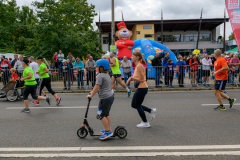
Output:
top-left (87, 59), bottom-right (114, 140)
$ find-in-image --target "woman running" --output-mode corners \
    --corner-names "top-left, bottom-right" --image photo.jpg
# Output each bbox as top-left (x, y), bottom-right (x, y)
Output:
top-left (21, 59), bottom-right (51, 113)
top-left (32, 56), bottom-right (61, 105)
top-left (127, 52), bottom-right (156, 128)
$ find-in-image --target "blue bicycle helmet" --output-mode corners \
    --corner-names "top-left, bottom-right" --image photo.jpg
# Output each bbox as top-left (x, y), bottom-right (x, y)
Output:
top-left (95, 59), bottom-right (110, 70)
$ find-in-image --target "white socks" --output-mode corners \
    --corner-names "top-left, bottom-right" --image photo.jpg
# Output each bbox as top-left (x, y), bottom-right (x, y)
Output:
top-left (112, 89), bottom-right (115, 94)
top-left (126, 87), bottom-right (130, 92)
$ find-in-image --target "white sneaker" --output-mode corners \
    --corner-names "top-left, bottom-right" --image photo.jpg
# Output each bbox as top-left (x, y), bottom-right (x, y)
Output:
top-left (150, 108), bottom-right (156, 121)
top-left (137, 121), bottom-right (150, 128)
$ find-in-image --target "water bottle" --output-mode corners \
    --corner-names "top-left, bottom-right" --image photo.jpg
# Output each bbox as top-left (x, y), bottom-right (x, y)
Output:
top-left (96, 109), bottom-right (102, 119)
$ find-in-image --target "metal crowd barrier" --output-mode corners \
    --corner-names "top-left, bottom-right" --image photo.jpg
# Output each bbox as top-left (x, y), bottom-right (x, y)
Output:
top-left (1, 65), bottom-right (240, 90)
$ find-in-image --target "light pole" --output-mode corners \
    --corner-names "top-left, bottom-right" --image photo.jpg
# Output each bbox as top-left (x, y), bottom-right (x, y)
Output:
top-left (111, 0), bottom-right (115, 45)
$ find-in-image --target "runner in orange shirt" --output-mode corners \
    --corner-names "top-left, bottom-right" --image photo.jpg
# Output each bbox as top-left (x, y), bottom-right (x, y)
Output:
top-left (211, 49), bottom-right (236, 111)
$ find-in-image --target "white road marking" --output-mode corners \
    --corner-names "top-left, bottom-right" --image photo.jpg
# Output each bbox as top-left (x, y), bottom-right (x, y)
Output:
top-left (1, 145), bottom-right (240, 152)
top-left (0, 147), bottom-right (81, 152)
top-left (1, 151), bottom-right (240, 157)
top-left (201, 103), bottom-right (240, 106)
top-left (5, 106), bottom-right (98, 109)
top-left (81, 145), bottom-right (240, 151)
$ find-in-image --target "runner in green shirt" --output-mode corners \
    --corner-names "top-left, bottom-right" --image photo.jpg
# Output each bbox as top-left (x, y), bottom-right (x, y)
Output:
top-left (21, 59), bottom-right (51, 113)
top-left (110, 52), bottom-right (131, 97)
top-left (31, 56), bottom-right (61, 106)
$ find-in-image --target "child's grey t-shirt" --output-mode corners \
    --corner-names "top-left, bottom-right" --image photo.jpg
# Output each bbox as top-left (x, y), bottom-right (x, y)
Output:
top-left (96, 73), bottom-right (112, 99)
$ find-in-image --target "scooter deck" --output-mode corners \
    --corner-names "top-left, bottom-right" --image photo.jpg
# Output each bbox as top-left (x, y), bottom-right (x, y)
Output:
top-left (91, 132), bottom-right (103, 136)
top-left (90, 132), bottom-right (117, 137)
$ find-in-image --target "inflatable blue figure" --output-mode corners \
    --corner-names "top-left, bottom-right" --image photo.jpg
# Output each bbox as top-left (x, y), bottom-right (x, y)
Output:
top-left (131, 39), bottom-right (177, 78)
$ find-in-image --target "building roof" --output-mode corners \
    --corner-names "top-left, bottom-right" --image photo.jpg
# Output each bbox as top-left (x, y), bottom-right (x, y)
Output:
top-left (96, 18), bottom-right (229, 33)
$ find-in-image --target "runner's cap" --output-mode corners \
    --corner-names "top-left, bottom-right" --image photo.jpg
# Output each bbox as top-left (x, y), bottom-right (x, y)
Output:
top-left (110, 52), bottom-right (116, 56)
top-left (23, 58), bottom-right (29, 64)
top-left (37, 56), bottom-right (44, 60)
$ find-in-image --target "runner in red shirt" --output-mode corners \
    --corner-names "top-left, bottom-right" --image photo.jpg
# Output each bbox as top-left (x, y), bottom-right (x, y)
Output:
top-left (211, 49), bottom-right (236, 111)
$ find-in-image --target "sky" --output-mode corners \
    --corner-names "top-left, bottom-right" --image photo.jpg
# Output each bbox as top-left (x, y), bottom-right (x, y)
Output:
top-left (16, 0), bottom-right (233, 39)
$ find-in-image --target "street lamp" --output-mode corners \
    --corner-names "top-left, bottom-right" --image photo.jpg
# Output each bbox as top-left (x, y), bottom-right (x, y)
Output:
top-left (111, 0), bottom-right (115, 45)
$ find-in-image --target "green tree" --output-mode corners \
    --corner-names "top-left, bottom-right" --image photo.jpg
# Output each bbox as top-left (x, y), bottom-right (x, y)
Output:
top-left (229, 32), bottom-right (235, 40)
top-left (0, 0), bottom-right (19, 53)
top-left (0, 0), bottom-right (36, 53)
top-left (25, 0), bottom-right (103, 60)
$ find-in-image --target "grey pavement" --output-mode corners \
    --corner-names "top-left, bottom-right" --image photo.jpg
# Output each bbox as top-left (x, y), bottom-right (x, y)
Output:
top-left (0, 90), bottom-right (240, 159)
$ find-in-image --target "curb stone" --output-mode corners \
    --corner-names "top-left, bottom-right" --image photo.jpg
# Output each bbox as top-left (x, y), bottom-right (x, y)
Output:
top-left (49, 86), bottom-right (240, 94)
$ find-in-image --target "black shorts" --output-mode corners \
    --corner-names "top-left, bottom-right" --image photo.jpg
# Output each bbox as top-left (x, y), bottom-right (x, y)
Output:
top-left (36, 78), bottom-right (40, 86)
top-left (23, 85), bottom-right (38, 100)
top-left (214, 80), bottom-right (227, 91)
top-left (112, 74), bottom-right (121, 79)
top-left (202, 70), bottom-right (210, 77)
top-left (98, 95), bottom-right (114, 117)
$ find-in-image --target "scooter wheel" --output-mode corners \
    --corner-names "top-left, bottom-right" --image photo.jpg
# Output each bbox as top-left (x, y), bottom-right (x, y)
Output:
top-left (77, 127), bottom-right (88, 138)
top-left (116, 127), bottom-right (127, 139)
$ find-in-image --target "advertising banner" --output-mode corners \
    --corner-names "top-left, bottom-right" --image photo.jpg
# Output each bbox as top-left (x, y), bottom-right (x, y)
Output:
top-left (225, 0), bottom-right (240, 53)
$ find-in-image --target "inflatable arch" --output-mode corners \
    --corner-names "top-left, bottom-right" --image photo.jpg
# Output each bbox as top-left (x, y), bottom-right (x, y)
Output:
top-left (131, 39), bottom-right (177, 78)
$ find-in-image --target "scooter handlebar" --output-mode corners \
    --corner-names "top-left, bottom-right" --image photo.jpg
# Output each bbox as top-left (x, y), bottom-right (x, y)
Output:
top-left (88, 93), bottom-right (92, 102)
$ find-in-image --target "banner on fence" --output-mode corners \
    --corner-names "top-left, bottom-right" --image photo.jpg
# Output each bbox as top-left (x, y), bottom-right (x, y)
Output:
top-left (225, 0), bottom-right (240, 53)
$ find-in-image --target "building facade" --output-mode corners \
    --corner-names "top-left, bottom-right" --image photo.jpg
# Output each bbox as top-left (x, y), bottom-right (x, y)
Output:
top-left (97, 18), bottom-right (229, 55)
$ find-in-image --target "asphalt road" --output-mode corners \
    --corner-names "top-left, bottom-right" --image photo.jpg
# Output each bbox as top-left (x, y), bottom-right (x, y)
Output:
top-left (1, 90), bottom-right (240, 159)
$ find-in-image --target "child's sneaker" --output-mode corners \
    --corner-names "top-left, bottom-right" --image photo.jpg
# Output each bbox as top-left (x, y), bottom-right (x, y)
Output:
top-left (100, 129), bottom-right (112, 133)
top-left (56, 98), bottom-right (61, 106)
top-left (21, 108), bottom-right (30, 113)
top-left (99, 131), bottom-right (113, 140)
top-left (137, 121), bottom-right (150, 128)
top-left (31, 100), bottom-right (39, 105)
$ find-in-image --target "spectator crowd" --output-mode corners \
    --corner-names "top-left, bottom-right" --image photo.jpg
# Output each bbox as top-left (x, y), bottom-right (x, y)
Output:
top-left (1, 48), bottom-right (240, 90)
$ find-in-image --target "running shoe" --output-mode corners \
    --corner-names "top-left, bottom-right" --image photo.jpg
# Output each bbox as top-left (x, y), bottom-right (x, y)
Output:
top-left (127, 90), bottom-right (131, 97)
top-left (207, 84), bottom-right (210, 87)
top-left (229, 98), bottom-right (236, 108)
top-left (56, 98), bottom-right (61, 106)
top-left (170, 84), bottom-right (173, 88)
top-left (46, 97), bottom-right (51, 105)
top-left (31, 100), bottom-right (39, 105)
top-left (137, 121), bottom-right (150, 128)
top-left (150, 108), bottom-right (157, 121)
top-left (21, 108), bottom-right (30, 113)
top-left (99, 131), bottom-right (113, 140)
top-left (100, 129), bottom-right (112, 133)
top-left (214, 106), bottom-right (226, 111)
top-left (224, 91), bottom-right (228, 94)
top-left (202, 83), bottom-right (206, 87)
top-left (63, 88), bottom-right (67, 90)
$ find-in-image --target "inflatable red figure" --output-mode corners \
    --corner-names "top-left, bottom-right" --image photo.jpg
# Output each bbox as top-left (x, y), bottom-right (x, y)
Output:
top-left (115, 22), bottom-right (134, 59)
